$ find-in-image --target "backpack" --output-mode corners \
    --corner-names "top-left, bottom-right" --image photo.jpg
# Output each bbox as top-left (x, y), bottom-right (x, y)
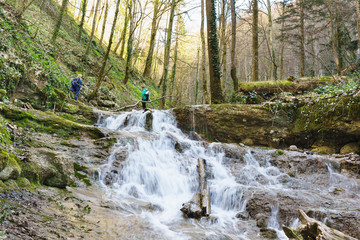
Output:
top-left (144, 90), bottom-right (150, 101)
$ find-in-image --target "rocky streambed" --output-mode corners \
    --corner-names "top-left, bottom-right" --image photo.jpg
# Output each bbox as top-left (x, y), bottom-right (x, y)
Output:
top-left (0, 104), bottom-right (359, 239)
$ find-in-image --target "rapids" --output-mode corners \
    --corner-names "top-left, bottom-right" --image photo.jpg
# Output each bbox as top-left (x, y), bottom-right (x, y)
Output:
top-left (90, 110), bottom-right (360, 240)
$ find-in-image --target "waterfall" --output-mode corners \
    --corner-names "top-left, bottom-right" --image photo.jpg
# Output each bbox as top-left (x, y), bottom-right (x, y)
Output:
top-left (94, 110), bottom-right (360, 239)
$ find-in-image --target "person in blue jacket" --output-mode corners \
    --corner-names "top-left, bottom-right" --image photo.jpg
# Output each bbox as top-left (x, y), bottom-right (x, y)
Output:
top-left (141, 86), bottom-right (150, 110)
top-left (71, 74), bottom-right (84, 100)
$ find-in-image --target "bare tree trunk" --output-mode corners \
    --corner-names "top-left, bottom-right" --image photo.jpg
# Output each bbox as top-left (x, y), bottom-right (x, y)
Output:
top-left (159, 0), bottom-right (177, 109)
top-left (89, 0), bottom-right (121, 100)
top-left (114, 4), bottom-right (129, 54)
top-left (252, 0), bottom-right (259, 81)
top-left (123, 0), bottom-right (135, 85)
top-left (195, 48), bottom-right (200, 104)
top-left (52, 0), bottom-right (69, 43)
top-left (279, 0), bottom-right (286, 80)
top-left (120, 1), bottom-right (131, 58)
top-left (299, 0), bottom-right (305, 77)
top-left (99, 0), bottom-right (109, 46)
top-left (206, 0), bottom-right (224, 103)
top-left (356, 0), bottom-right (360, 57)
top-left (95, 2), bottom-right (105, 33)
top-left (230, 0), bottom-right (238, 91)
top-left (77, 0), bottom-right (87, 42)
top-left (84, 0), bottom-right (101, 56)
top-left (16, 0), bottom-right (36, 18)
top-left (143, 0), bottom-right (160, 78)
top-left (220, 0), bottom-right (227, 92)
top-left (327, 0), bottom-right (341, 74)
top-left (170, 15), bottom-right (181, 103)
top-left (266, 0), bottom-right (277, 80)
top-left (87, 0), bottom-right (95, 24)
top-left (201, 0), bottom-right (209, 104)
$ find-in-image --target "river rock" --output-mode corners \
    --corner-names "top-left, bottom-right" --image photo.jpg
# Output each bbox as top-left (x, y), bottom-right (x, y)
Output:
top-left (0, 150), bottom-right (21, 181)
top-left (180, 193), bottom-right (203, 219)
top-left (340, 142), bottom-right (360, 154)
top-left (24, 149), bottom-right (74, 188)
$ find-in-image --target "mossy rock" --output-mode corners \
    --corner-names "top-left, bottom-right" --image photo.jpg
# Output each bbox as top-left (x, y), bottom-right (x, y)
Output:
top-left (63, 103), bottom-right (79, 114)
top-left (53, 88), bottom-right (67, 101)
top-left (16, 177), bottom-right (33, 190)
top-left (0, 89), bottom-right (6, 101)
top-left (0, 104), bottom-right (104, 139)
top-left (0, 148), bottom-right (21, 181)
top-left (0, 116), bottom-right (12, 147)
top-left (340, 142), bottom-right (360, 154)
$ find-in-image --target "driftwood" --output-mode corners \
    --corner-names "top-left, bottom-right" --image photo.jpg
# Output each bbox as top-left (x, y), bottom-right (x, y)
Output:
top-left (239, 78), bottom-right (337, 94)
top-left (283, 209), bottom-right (357, 240)
top-left (198, 158), bottom-right (211, 216)
top-left (114, 95), bottom-right (172, 112)
top-left (180, 158), bottom-right (211, 218)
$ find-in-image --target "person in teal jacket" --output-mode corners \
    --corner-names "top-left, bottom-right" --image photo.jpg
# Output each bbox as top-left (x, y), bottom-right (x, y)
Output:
top-left (141, 86), bottom-right (149, 110)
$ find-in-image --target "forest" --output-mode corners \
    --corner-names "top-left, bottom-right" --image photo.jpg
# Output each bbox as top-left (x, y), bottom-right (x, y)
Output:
top-left (4, 0), bottom-right (359, 106)
top-left (0, 0), bottom-right (360, 239)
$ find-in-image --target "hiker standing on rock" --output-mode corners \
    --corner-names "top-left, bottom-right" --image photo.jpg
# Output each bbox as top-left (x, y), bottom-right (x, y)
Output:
top-left (141, 86), bottom-right (150, 110)
top-left (70, 74), bottom-right (84, 100)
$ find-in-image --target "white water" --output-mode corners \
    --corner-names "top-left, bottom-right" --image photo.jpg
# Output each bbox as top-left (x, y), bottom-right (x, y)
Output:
top-left (96, 110), bottom-right (322, 239)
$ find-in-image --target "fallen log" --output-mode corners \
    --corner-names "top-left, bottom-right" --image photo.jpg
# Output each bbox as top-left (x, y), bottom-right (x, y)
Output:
top-left (114, 95), bottom-right (173, 112)
top-left (239, 77), bottom-right (337, 94)
top-left (282, 209), bottom-right (357, 240)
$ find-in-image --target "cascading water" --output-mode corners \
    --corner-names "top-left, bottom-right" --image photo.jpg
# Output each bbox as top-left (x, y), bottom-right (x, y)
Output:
top-left (94, 110), bottom-right (360, 240)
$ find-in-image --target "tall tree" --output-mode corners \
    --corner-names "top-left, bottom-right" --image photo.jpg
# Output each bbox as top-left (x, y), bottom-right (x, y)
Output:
top-left (201, 0), bottom-right (209, 103)
top-left (252, 0), bottom-right (259, 81)
top-left (99, 0), bottom-right (109, 46)
top-left (299, 0), bottom-right (305, 77)
top-left (84, 0), bottom-right (101, 56)
top-left (51, 0), bottom-right (69, 43)
top-left (89, 0), bottom-right (121, 100)
top-left (230, 0), bottom-right (238, 91)
top-left (170, 15), bottom-right (182, 103)
top-left (114, 3), bottom-right (130, 55)
top-left (356, 0), bottom-right (360, 56)
top-left (123, 0), bottom-right (135, 84)
top-left (159, 0), bottom-right (177, 109)
top-left (119, 1), bottom-right (131, 58)
top-left (16, 0), bottom-right (36, 18)
top-left (143, 0), bottom-right (163, 78)
top-left (219, 0), bottom-right (227, 91)
top-left (266, 0), bottom-right (278, 80)
top-left (206, 0), bottom-right (224, 103)
top-left (77, 0), bottom-right (87, 41)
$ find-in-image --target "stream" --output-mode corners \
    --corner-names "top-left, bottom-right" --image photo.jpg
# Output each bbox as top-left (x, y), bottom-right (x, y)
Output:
top-left (83, 109), bottom-right (360, 240)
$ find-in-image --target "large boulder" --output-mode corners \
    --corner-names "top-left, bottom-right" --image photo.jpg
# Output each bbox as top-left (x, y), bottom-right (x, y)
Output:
top-left (173, 104), bottom-right (291, 148)
top-left (22, 148), bottom-right (75, 188)
top-left (0, 149), bottom-right (21, 181)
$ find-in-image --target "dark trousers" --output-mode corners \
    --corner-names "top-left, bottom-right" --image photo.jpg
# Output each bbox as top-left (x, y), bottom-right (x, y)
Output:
top-left (142, 101), bottom-right (146, 109)
top-left (74, 87), bottom-right (81, 100)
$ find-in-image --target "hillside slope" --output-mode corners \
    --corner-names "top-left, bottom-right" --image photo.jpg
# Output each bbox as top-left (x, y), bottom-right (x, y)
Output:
top-left (0, 0), bottom-right (161, 111)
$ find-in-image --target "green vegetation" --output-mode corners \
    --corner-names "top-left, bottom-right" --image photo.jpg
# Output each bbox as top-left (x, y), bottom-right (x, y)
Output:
top-left (239, 80), bottom-right (292, 92)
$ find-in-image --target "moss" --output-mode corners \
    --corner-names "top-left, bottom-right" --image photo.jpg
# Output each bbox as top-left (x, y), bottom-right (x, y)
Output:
top-left (293, 96), bottom-right (360, 133)
top-left (276, 150), bottom-right (284, 155)
top-left (16, 177), bottom-right (33, 190)
top-left (239, 80), bottom-right (292, 92)
top-left (0, 116), bottom-right (12, 147)
top-left (0, 89), bottom-right (6, 101)
top-left (0, 104), bottom-right (103, 139)
top-left (18, 161), bottom-right (42, 185)
top-left (0, 148), bottom-right (21, 180)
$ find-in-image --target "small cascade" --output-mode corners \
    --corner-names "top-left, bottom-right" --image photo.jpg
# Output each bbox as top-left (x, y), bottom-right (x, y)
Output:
top-left (94, 110), bottom-right (360, 240)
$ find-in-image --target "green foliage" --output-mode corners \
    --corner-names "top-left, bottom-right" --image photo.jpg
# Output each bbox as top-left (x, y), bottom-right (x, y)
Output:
top-left (238, 80), bottom-right (292, 92)
top-left (0, 117), bottom-right (12, 147)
